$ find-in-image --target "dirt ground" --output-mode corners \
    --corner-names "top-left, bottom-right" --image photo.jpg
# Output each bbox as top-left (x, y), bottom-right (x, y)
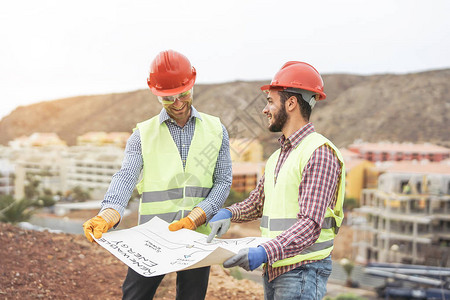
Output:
top-left (0, 221), bottom-right (266, 300)
top-left (0, 210), bottom-right (356, 299)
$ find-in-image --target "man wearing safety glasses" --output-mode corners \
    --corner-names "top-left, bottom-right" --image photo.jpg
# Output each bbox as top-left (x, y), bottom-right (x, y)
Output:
top-left (83, 50), bottom-right (232, 299)
top-left (157, 89), bottom-right (194, 127)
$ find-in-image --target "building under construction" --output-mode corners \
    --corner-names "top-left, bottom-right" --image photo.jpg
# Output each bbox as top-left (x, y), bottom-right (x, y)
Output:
top-left (352, 163), bottom-right (450, 268)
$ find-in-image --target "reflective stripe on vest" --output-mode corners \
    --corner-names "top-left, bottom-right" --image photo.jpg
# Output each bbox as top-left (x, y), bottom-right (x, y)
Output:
top-left (262, 132), bottom-right (345, 268)
top-left (300, 239), bottom-right (334, 254)
top-left (136, 112), bottom-right (223, 235)
top-left (261, 216), bottom-right (339, 234)
top-left (141, 187), bottom-right (212, 203)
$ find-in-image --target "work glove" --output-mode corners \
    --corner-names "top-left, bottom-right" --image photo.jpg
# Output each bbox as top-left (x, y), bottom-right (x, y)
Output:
top-left (169, 207), bottom-right (206, 231)
top-left (223, 246), bottom-right (268, 271)
top-left (206, 208), bottom-right (232, 243)
top-left (82, 208), bottom-right (120, 243)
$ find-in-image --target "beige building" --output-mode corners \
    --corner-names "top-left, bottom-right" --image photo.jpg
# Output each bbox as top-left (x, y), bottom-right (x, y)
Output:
top-left (352, 160), bottom-right (450, 267)
top-left (229, 138), bottom-right (264, 193)
top-left (340, 148), bottom-right (377, 202)
top-left (14, 147), bottom-right (67, 199)
top-left (64, 146), bottom-right (124, 199)
top-left (229, 138), bottom-right (263, 163)
top-left (9, 133), bottom-right (67, 148)
top-left (232, 162), bottom-right (265, 193)
top-left (0, 159), bottom-right (15, 196)
top-left (348, 141), bottom-right (450, 163)
top-left (9, 144), bottom-right (124, 201)
top-left (77, 132), bottom-right (130, 148)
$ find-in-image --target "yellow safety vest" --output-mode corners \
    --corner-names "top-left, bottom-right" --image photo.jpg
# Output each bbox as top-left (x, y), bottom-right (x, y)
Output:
top-left (261, 132), bottom-right (345, 268)
top-left (135, 112), bottom-right (223, 235)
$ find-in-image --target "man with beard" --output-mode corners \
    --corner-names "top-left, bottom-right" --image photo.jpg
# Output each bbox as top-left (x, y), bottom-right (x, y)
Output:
top-left (83, 50), bottom-right (232, 300)
top-left (207, 61), bottom-right (345, 300)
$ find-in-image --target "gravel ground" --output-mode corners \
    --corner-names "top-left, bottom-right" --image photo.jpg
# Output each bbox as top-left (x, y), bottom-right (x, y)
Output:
top-left (0, 221), bottom-right (264, 299)
top-left (0, 211), bottom-right (378, 299)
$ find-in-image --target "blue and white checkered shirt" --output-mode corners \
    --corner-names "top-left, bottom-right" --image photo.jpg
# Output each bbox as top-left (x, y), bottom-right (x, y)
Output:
top-left (101, 106), bottom-right (232, 222)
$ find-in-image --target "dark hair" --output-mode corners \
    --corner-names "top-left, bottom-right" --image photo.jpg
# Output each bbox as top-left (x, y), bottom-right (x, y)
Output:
top-left (279, 91), bottom-right (311, 121)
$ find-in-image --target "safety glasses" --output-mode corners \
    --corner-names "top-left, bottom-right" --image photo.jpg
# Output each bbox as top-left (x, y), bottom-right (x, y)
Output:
top-left (157, 89), bottom-right (193, 104)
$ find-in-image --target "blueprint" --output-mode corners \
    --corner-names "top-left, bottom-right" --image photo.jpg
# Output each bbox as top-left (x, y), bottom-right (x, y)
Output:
top-left (93, 216), bottom-right (270, 277)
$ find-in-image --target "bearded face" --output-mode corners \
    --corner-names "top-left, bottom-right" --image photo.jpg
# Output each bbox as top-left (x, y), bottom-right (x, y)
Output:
top-left (263, 90), bottom-right (288, 132)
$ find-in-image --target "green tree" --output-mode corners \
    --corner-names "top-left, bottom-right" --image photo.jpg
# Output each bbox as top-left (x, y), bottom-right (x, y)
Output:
top-left (0, 195), bottom-right (37, 224)
top-left (39, 195), bottom-right (56, 207)
top-left (24, 173), bottom-right (41, 200)
top-left (343, 197), bottom-right (358, 211)
top-left (324, 294), bottom-right (365, 300)
top-left (340, 258), bottom-right (355, 287)
top-left (70, 186), bottom-right (92, 202)
top-left (223, 188), bottom-right (247, 207)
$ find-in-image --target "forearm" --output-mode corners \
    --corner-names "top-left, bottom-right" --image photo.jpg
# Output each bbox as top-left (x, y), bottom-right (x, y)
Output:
top-left (101, 130), bottom-right (143, 218)
top-left (197, 179), bottom-right (231, 222)
top-left (261, 217), bottom-right (321, 265)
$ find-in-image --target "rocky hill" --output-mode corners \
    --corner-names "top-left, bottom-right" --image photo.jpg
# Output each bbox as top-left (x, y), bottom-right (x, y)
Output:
top-left (1, 69), bottom-right (449, 154)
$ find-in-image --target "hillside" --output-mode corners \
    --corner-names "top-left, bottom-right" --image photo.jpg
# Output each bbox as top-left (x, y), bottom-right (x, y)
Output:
top-left (1, 69), bottom-right (449, 152)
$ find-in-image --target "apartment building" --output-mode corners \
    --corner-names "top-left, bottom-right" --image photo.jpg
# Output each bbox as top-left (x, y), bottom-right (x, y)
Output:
top-left (14, 147), bottom-right (67, 199)
top-left (230, 138), bottom-right (264, 163)
top-left (4, 132), bottom-right (128, 200)
top-left (352, 161), bottom-right (450, 267)
top-left (6, 145), bottom-right (123, 200)
top-left (0, 159), bottom-right (14, 196)
top-left (9, 133), bottom-right (67, 148)
top-left (231, 162), bottom-right (265, 193)
top-left (7, 135), bottom-right (266, 201)
top-left (77, 132), bottom-right (130, 148)
top-left (348, 142), bottom-right (450, 163)
top-left (229, 138), bottom-right (264, 193)
top-left (340, 148), bottom-right (377, 202)
top-left (63, 146), bottom-right (124, 199)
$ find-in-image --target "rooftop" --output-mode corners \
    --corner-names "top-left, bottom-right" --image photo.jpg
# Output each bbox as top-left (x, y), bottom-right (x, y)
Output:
top-left (375, 160), bottom-right (450, 175)
top-left (348, 142), bottom-right (450, 154)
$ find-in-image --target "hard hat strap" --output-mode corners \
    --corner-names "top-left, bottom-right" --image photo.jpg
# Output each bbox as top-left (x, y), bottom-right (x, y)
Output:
top-left (284, 87), bottom-right (317, 109)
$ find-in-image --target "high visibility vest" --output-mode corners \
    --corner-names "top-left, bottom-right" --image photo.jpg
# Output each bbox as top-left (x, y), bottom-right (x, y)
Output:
top-left (261, 132), bottom-right (345, 268)
top-left (135, 112), bottom-right (223, 235)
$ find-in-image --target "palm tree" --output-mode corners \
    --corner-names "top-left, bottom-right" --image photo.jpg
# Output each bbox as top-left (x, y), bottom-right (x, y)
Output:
top-left (339, 258), bottom-right (355, 287)
top-left (0, 196), bottom-right (37, 224)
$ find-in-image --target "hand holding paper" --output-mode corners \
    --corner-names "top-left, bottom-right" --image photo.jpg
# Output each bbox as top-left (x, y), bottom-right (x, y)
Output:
top-left (207, 209), bottom-right (232, 243)
top-left (82, 208), bottom-right (120, 242)
top-left (169, 207), bottom-right (206, 231)
top-left (223, 246), bottom-right (268, 271)
top-left (92, 217), bottom-right (270, 277)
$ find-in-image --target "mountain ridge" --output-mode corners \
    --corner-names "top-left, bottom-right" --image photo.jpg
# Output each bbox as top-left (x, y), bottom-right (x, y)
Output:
top-left (1, 69), bottom-right (449, 152)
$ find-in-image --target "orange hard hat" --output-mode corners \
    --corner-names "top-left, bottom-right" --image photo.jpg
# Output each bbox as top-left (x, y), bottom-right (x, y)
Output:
top-left (147, 50), bottom-right (196, 96)
top-left (261, 61), bottom-right (326, 100)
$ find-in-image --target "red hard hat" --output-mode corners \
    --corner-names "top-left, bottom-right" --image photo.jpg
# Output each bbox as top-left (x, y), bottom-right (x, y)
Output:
top-left (147, 50), bottom-right (196, 96)
top-left (261, 61), bottom-right (326, 100)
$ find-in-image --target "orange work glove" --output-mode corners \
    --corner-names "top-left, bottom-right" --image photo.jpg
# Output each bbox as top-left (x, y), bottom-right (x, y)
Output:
top-left (82, 208), bottom-right (120, 243)
top-left (168, 207), bottom-right (206, 231)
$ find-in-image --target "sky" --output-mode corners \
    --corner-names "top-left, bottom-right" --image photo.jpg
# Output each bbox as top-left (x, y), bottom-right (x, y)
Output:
top-left (0, 0), bottom-right (449, 119)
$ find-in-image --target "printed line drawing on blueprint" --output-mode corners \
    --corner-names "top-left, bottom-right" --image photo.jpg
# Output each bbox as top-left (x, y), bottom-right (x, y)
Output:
top-left (93, 217), bottom-right (270, 277)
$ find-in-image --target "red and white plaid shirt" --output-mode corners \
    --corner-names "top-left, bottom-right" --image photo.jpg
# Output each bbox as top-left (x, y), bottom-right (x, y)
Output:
top-left (227, 123), bottom-right (342, 282)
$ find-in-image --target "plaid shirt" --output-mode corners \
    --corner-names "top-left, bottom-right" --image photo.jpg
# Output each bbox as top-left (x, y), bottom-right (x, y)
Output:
top-left (227, 123), bottom-right (341, 282)
top-left (101, 106), bottom-right (232, 222)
